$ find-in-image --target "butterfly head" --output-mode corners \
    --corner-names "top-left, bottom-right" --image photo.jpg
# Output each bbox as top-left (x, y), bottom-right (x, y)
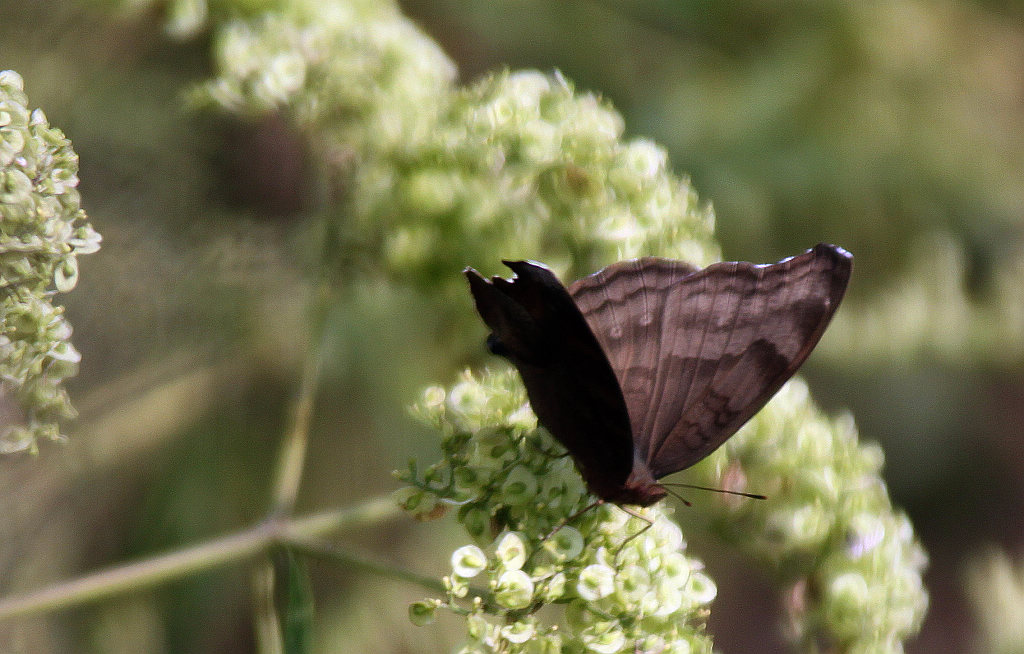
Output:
top-left (583, 459), bottom-right (667, 507)
top-left (601, 480), bottom-right (667, 507)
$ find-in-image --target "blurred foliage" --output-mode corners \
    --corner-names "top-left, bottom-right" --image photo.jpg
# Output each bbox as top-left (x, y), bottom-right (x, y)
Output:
top-left (965, 549), bottom-right (1024, 654)
top-left (0, 0), bottom-right (1021, 652)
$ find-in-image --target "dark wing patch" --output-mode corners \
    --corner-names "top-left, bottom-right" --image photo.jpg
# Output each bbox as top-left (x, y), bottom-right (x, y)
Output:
top-left (465, 261), bottom-right (636, 500)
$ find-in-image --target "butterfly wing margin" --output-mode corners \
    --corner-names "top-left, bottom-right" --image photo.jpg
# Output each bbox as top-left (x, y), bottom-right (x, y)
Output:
top-left (569, 244), bottom-right (852, 479)
top-left (465, 261), bottom-right (636, 500)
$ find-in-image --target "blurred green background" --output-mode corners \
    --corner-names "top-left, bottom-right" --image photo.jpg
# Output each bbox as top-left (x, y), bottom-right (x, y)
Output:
top-left (2, 0), bottom-right (1023, 652)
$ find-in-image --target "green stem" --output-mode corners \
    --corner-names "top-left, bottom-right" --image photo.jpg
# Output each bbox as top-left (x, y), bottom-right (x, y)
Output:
top-left (271, 210), bottom-right (348, 517)
top-left (284, 538), bottom-right (449, 597)
top-left (285, 538), bottom-right (498, 612)
top-left (270, 335), bottom-right (324, 516)
top-left (252, 559), bottom-right (284, 654)
top-left (270, 278), bottom-right (334, 516)
top-left (0, 494), bottom-right (401, 621)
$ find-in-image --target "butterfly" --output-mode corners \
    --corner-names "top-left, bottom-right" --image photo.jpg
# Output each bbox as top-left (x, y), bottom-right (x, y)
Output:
top-left (464, 244), bottom-right (852, 507)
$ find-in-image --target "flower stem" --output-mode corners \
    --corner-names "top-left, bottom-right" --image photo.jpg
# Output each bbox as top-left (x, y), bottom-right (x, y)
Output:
top-left (284, 538), bottom-right (448, 597)
top-left (0, 495), bottom-right (401, 621)
top-left (270, 274), bottom-right (337, 516)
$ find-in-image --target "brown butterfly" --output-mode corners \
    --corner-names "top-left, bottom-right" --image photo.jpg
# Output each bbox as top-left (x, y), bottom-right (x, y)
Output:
top-left (464, 244), bottom-right (852, 507)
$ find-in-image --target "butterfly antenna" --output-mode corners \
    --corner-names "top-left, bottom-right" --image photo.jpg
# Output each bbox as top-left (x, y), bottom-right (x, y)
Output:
top-left (659, 486), bottom-right (692, 507)
top-left (660, 482), bottom-right (766, 500)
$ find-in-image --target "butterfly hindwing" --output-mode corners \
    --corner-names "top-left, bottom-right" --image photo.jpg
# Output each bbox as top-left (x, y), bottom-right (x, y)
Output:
top-left (569, 244), bottom-right (852, 479)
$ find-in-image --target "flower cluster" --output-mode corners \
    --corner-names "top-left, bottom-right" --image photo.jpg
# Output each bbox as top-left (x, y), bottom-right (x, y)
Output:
top-left (195, 0), bottom-right (456, 147)
top-left (0, 70), bottom-right (101, 453)
top-left (193, 0), bottom-right (718, 298)
top-left (400, 369), bottom-right (929, 652)
top-left (397, 369), bottom-right (715, 654)
top-left (359, 70), bottom-right (717, 291)
top-left (688, 380), bottom-right (929, 653)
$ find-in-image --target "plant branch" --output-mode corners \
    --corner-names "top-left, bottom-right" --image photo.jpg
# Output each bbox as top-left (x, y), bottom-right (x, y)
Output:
top-left (0, 494), bottom-right (401, 621)
top-left (283, 538), bottom-right (449, 598)
top-left (270, 277), bottom-right (337, 516)
top-left (285, 538), bottom-right (501, 613)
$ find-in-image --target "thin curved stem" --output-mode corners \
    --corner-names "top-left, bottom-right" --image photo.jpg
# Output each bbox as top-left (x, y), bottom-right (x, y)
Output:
top-left (270, 278), bottom-right (336, 517)
top-left (270, 331), bottom-right (325, 516)
top-left (283, 538), bottom-right (499, 613)
top-left (0, 494), bottom-right (402, 621)
top-left (252, 559), bottom-right (284, 654)
top-left (283, 538), bottom-right (448, 597)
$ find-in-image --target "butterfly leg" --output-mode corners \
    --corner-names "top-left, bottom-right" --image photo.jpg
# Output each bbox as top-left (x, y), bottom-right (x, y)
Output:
top-left (542, 499), bottom-right (604, 541)
top-left (522, 499), bottom-right (605, 570)
top-left (542, 501), bottom-right (652, 557)
top-left (612, 505), bottom-right (655, 564)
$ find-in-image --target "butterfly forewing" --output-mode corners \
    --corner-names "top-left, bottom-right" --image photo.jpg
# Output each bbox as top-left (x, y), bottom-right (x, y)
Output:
top-left (569, 244), bottom-right (852, 479)
top-left (465, 262), bottom-right (636, 500)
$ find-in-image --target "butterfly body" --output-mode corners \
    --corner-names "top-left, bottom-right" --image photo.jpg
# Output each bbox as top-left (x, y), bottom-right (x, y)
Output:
top-left (465, 244), bottom-right (852, 507)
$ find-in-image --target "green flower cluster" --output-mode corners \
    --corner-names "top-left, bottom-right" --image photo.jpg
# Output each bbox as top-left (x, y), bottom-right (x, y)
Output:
top-left (397, 369), bottom-right (716, 654)
top-left (689, 380), bottom-right (929, 653)
top-left (193, 0), bottom-right (717, 295)
top-left (120, 0), bottom-right (285, 40)
top-left (196, 0), bottom-right (456, 145)
top-left (361, 70), bottom-right (717, 290)
top-left (0, 70), bottom-right (101, 454)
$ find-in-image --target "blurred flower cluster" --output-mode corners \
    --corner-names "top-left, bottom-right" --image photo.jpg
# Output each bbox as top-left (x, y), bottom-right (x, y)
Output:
top-left (966, 549), bottom-right (1024, 654)
top-left (0, 70), bottom-right (101, 453)
top-left (690, 380), bottom-right (929, 653)
top-left (397, 369), bottom-right (716, 654)
top-left (193, 0), bottom-right (717, 295)
top-left (823, 231), bottom-right (1024, 365)
top-left (196, 0), bottom-right (456, 147)
top-left (360, 70), bottom-right (717, 289)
